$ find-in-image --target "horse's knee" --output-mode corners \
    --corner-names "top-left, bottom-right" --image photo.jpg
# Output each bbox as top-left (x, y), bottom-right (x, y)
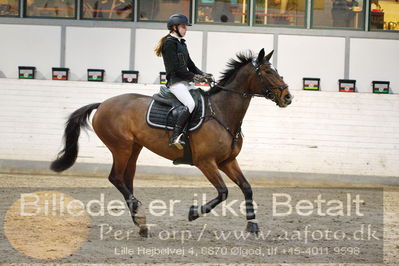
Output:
top-left (108, 175), bottom-right (123, 186)
top-left (108, 175), bottom-right (117, 185)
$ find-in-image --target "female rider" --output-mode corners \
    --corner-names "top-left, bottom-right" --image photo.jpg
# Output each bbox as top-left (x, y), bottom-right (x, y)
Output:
top-left (155, 14), bottom-right (212, 150)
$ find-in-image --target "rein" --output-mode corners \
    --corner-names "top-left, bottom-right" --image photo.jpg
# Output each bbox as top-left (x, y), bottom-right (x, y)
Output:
top-left (212, 83), bottom-right (287, 99)
top-left (206, 63), bottom-right (288, 99)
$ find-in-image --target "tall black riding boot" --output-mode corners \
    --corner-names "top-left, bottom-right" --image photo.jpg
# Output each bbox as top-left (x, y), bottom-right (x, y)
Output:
top-left (169, 106), bottom-right (191, 150)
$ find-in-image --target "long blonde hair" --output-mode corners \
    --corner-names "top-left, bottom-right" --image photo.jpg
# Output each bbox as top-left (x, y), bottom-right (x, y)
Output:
top-left (154, 33), bottom-right (170, 57)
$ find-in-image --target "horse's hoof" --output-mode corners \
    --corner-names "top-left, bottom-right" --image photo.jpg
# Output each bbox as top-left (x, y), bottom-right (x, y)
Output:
top-left (188, 205), bottom-right (200, 221)
top-left (139, 226), bottom-right (152, 238)
top-left (246, 221), bottom-right (259, 235)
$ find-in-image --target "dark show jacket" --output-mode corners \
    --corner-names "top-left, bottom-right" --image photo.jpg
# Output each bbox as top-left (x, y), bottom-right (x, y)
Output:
top-left (162, 35), bottom-right (203, 86)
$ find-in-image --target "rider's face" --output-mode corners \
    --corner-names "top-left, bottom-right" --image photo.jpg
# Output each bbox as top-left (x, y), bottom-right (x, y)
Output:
top-left (176, 24), bottom-right (187, 37)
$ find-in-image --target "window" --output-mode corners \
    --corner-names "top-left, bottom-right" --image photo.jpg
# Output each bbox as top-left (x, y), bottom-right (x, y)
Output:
top-left (254, 0), bottom-right (306, 26)
top-left (25, 0), bottom-right (76, 18)
top-left (370, 0), bottom-right (399, 31)
top-left (0, 0), bottom-right (18, 16)
top-left (82, 0), bottom-right (133, 20)
top-left (312, 0), bottom-right (365, 29)
top-left (138, 0), bottom-right (190, 21)
top-left (197, 0), bottom-right (249, 24)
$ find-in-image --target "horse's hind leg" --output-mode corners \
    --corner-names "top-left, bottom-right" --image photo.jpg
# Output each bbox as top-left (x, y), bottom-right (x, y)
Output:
top-left (124, 143), bottom-right (143, 192)
top-left (189, 161), bottom-right (228, 221)
top-left (108, 149), bottom-right (132, 201)
top-left (108, 146), bottom-right (149, 237)
top-left (123, 143), bottom-right (150, 237)
top-left (218, 159), bottom-right (259, 234)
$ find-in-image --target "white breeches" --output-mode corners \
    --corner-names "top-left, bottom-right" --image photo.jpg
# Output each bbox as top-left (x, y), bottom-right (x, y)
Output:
top-left (169, 81), bottom-right (197, 113)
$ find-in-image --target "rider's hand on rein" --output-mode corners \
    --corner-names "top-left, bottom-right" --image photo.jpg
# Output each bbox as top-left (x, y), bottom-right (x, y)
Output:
top-left (203, 73), bottom-right (214, 80)
top-left (193, 74), bottom-right (208, 83)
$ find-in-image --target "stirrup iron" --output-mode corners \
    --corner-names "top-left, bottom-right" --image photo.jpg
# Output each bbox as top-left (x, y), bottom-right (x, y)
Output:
top-left (170, 133), bottom-right (185, 150)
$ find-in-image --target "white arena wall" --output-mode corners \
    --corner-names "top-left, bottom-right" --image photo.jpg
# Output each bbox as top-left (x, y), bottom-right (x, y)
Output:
top-left (0, 24), bottom-right (61, 80)
top-left (0, 79), bottom-right (398, 181)
top-left (0, 24), bottom-right (398, 93)
top-left (65, 27), bottom-right (131, 82)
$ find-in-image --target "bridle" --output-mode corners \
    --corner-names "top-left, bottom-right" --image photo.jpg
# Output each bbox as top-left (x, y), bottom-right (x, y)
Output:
top-left (207, 62), bottom-right (288, 100)
top-left (253, 62), bottom-right (288, 100)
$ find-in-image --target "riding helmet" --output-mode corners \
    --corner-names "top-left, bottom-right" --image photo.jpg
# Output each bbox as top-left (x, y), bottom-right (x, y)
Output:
top-left (167, 14), bottom-right (191, 30)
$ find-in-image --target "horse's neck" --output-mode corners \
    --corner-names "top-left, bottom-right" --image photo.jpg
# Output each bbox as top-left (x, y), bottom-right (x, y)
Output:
top-left (211, 80), bottom-right (252, 134)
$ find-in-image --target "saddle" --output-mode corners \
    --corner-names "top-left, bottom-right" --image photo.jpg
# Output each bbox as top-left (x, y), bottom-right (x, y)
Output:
top-left (146, 86), bottom-right (205, 131)
top-left (146, 86), bottom-right (206, 166)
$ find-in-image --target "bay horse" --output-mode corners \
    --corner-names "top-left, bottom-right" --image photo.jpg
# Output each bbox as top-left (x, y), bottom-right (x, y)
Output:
top-left (50, 48), bottom-right (292, 237)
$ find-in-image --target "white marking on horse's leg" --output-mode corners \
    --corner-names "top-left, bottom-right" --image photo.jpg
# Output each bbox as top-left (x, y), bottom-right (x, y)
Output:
top-left (197, 206), bottom-right (204, 217)
top-left (134, 204), bottom-right (147, 226)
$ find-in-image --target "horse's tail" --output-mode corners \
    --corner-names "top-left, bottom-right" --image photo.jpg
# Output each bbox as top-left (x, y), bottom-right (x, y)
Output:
top-left (50, 103), bottom-right (101, 172)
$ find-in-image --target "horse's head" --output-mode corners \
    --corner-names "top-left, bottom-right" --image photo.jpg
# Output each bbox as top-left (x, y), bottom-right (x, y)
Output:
top-left (251, 49), bottom-right (293, 108)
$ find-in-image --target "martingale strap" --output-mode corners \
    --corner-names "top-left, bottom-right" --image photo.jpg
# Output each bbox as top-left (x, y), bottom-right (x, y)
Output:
top-left (202, 96), bottom-right (242, 149)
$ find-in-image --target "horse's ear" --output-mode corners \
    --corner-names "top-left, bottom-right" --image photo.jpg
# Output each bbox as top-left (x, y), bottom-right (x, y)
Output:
top-left (256, 48), bottom-right (265, 65)
top-left (265, 50), bottom-right (274, 62)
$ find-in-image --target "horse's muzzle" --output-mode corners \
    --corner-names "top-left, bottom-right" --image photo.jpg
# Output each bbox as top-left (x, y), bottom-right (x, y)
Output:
top-left (284, 93), bottom-right (293, 106)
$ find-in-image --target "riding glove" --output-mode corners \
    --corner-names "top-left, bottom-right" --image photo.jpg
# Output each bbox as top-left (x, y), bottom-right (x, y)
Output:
top-left (193, 74), bottom-right (208, 83)
top-left (203, 73), bottom-right (215, 82)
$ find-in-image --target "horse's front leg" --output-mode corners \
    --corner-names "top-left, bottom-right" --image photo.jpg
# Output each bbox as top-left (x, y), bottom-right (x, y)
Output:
top-left (189, 161), bottom-right (228, 221)
top-left (218, 159), bottom-right (259, 234)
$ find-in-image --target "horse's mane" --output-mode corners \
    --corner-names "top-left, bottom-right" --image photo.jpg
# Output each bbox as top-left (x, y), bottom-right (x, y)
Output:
top-left (207, 50), bottom-right (255, 95)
